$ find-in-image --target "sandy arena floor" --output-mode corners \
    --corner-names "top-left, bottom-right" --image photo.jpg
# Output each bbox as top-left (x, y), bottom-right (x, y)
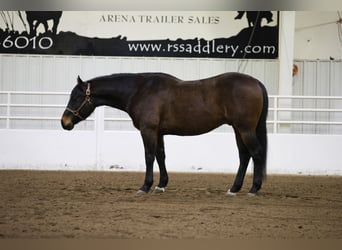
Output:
top-left (0, 170), bottom-right (341, 239)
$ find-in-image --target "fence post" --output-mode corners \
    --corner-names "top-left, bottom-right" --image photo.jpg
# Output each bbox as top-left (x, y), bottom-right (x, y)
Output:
top-left (6, 93), bottom-right (11, 129)
top-left (273, 96), bottom-right (278, 133)
top-left (95, 106), bottom-right (105, 169)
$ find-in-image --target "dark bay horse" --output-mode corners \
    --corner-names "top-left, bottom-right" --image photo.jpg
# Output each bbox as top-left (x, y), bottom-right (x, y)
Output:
top-left (61, 72), bottom-right (268, 195)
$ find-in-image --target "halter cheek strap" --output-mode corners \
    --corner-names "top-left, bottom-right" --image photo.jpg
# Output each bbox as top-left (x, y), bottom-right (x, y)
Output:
top-left (66, 83), bottom-right (93, 120)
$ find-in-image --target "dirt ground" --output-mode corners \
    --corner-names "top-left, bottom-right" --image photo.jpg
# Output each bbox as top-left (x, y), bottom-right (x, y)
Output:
top-left (0, 170), bottom-right (341, 239)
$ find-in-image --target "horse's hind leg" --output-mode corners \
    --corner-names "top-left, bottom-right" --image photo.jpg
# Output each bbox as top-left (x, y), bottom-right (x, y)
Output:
top-left (228, 127), bottom-right (251, 194)
top-left (238, 129), bottom-right (265, 194)
top-left (155, 135), bottom-right (168, 192)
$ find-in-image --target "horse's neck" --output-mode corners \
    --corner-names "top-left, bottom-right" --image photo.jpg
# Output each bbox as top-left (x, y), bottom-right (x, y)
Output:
top-left (92, 77), bottom-right (139, 112)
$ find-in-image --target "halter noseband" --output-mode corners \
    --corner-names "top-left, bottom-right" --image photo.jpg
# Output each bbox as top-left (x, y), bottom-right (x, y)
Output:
top-left (66, 82), bottom-right (93, 120)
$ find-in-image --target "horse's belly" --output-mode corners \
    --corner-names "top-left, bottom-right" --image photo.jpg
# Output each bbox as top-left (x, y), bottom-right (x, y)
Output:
top-left (160, 113), bottom-right (226, 136)
top-left (158, 88), bottom-right (228, 135)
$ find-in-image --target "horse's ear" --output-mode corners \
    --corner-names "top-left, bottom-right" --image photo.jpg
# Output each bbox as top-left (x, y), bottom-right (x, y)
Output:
top-left (77, 75), bottom-right (84, 85)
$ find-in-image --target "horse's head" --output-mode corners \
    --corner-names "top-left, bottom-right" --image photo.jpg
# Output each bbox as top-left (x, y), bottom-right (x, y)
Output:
top-left (61, 76), bottom-right (95, 130)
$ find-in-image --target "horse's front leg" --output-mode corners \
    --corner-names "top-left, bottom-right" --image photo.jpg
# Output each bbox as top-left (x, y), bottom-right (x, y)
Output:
top-left (155, 135), bottom-right (168, 193)
top-left (138, 128), bottom-right (158, 194)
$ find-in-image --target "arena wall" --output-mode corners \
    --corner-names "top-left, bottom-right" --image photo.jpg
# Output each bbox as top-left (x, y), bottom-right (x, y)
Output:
top-left (1, 129), bottom-right (341, 175)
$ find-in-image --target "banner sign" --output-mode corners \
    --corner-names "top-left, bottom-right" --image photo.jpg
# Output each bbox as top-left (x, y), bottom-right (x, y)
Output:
top-left (0, 11), bottom-right (278, 59)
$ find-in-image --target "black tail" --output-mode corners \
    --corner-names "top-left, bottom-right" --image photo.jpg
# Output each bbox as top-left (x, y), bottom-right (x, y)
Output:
top-left (256, 81), bottom-right (268, 180)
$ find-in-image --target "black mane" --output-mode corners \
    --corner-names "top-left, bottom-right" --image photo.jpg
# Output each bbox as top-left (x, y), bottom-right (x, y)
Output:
top-left (88, 72), bottom-right (180, 83)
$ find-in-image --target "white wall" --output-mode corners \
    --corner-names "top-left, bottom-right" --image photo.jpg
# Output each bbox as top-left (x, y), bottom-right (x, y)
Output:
top-left (1, 129), bottom-right (341, 175)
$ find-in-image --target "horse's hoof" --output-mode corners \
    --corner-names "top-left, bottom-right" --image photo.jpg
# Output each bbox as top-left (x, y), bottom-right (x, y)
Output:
top-left (226, 189), bottom-right (237, 196)
top-left (136, 189), bottom-right (148, 195)
top-left (247, 192), bottom-right (257, 197)
top-left (154, 186), bottom-right (166, 193)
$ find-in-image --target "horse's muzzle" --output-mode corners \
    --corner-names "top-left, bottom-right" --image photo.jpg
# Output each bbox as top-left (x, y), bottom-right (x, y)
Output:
top-left (61, 115), bottom-right (74, 130)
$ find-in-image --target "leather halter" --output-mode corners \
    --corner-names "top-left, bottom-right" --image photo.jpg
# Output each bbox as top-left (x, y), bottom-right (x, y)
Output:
top-left (66, 83), bottom-right (93, 120)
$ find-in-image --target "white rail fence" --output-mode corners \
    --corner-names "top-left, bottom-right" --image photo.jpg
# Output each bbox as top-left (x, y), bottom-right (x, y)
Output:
top-left (269, 95), bottom-right (342, 134)
top-left (1, 91), bottom-right (342, 134)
